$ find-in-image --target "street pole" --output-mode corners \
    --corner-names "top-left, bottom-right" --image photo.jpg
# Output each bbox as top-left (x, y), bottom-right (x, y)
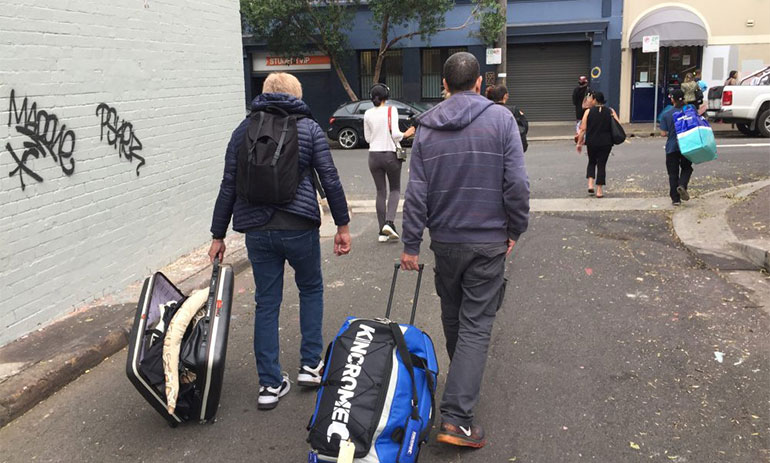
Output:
top-left (654, 48), bottom-right (660, 132)
top-left (496, 0), bottom-right (507, 87)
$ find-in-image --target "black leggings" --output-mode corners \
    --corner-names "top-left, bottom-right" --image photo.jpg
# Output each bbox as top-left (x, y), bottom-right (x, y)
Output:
top-left (586, 145), bottom-right (612, 185)
top-left (368, 151), bottom-right (402, 229)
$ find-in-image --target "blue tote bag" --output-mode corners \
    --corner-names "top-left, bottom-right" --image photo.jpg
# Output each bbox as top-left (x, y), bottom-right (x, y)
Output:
top-left (673, 105), bottom-right (718, 164)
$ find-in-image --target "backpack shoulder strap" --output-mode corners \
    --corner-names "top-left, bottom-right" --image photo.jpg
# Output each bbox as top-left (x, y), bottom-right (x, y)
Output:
top-left (247, 111), bottom-right (266, 156)
top-left (270, 115), bottom-right (292, 167)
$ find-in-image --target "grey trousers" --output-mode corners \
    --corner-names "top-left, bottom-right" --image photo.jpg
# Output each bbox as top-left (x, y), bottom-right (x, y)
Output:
top-left (430, 240), bottom-right (508, 427)
top-left (368, 151), bottom-right (402, 229)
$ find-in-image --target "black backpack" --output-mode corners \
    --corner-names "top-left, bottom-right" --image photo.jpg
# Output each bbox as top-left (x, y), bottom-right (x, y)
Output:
top-left (236, 106), bottom-right (307, 205)
top-left (510, 105), bottom-right (529, 152)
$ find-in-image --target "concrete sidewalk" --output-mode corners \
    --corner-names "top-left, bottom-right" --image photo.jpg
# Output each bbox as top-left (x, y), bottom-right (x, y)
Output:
top-left (672, 180), bottom-right (770, 313)
top-left (526, 121), bottom-right (737, 141)
top-left (2, 182), bottom-right (768, 428)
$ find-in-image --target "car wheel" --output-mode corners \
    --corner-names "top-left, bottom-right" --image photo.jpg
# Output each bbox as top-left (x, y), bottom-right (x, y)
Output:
top-left (736, 123), bottom-right (758, 136)
top-left (338, 128), bottom-right (359, 149)
top-left (757, 109), bottom-right (770, 138)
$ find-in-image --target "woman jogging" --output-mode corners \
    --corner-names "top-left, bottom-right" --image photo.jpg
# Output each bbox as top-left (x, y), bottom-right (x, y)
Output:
top-left (576, 92), bottom-right (619, 198)
top-left (363, 83), bottom-right (415, 242)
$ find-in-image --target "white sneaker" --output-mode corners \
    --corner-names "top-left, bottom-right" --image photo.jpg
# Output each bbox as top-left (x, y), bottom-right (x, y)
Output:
top-left (258, 372), bottom-right (290, 410)
top-left (378, 232), bottom-right (389, 243)
top-left (297, 360), bottom-right (324, 387)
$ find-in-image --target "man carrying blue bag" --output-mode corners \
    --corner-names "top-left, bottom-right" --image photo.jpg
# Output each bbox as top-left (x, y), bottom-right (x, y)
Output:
top-left (659, 89), bottom-right (717, 205)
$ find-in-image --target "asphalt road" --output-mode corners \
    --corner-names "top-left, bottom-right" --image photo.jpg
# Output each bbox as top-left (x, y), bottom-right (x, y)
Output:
top-left (1, 139), bottom-right (769, 462)
top-left (333, 137), bottom-right (770, 200)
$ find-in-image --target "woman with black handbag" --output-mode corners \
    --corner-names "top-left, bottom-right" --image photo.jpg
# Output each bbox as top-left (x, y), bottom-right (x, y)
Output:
top-left (363, 83), bottom-right (415, 242)
top-left (576, 91), bottom-right (620, 198)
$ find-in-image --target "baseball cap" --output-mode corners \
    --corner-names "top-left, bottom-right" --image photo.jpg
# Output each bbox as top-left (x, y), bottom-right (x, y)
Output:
top-left (670, 89), bottom-right (684, 101)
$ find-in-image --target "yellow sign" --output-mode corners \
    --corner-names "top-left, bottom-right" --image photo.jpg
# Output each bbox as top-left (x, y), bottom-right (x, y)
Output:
top-left (591, 66), bottom-right (601, 79)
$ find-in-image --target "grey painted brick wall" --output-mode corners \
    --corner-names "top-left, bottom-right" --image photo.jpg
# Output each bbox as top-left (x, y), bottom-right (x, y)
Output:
top-left (0, 0), bottom-right (245, 345)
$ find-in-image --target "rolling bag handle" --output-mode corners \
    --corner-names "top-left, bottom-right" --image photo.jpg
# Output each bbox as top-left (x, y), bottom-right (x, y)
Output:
top-left (206, 257), bottom-right (221, 315)
top-left (201, 257), bottom-right (222, 345)
top-left (385, 263), bottom-right (425, 324)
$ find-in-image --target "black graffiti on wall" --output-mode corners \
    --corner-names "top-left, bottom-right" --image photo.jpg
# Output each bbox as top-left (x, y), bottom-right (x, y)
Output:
top-left (5, 89), bottom-right (76, 190)
top-left (95, 103), bottom-right (145, 176)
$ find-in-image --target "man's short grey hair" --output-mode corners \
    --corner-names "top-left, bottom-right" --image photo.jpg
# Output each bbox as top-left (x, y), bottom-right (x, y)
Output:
top-left (443, 52), bottom-right (480, 93)
top-left (263, 72), bottom-right (303, 98)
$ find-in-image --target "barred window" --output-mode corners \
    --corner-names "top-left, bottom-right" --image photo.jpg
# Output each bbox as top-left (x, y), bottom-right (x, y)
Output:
top-left (421, 47), bottom-right (467, 99)
top-left (360, 50), bottom-right (403, 99)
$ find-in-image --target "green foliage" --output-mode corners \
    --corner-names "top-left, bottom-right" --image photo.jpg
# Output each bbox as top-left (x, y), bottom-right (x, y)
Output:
top-left (369, 0), bottom-right (454, 43)
top-left (240, 0), bottom-right (357, 59)
top-left (473, 0), bottom-right (506, 47)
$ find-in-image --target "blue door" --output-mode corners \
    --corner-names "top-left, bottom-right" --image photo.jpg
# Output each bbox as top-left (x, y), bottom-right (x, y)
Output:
top-left (631, 48), bottom-right (666, 122)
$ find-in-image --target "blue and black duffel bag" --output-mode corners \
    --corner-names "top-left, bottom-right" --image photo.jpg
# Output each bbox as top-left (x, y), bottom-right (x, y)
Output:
top-left (307, 264), bottom-right (439, 463)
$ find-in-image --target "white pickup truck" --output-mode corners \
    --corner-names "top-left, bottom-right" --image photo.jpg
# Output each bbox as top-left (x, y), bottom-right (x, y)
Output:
top-left (707, 67), bottom-right (770, 137)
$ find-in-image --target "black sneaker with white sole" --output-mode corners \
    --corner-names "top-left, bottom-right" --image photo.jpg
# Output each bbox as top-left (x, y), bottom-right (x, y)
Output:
top-left (382, 221), bottom-right (399, 241)
top-left (258, 372), bottom-right (290, 410)
top-left (297, 360), bottom-right (324, 387)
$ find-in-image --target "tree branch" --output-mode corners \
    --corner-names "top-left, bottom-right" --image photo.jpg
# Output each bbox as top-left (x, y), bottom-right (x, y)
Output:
top-left (383, 5), bottom-right (480, 51)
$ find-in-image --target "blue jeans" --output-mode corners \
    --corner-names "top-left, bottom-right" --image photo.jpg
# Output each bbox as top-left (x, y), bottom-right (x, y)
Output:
top-left (245, 228), bottom-right (323, 387)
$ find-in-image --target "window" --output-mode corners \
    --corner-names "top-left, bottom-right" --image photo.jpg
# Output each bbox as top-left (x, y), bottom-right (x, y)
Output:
top-left (360, 50), bottom-right (403, 99)
top-left (421, 47), bottom-right (467, 99)
top-left (356, 101), bottom-right (374, 113)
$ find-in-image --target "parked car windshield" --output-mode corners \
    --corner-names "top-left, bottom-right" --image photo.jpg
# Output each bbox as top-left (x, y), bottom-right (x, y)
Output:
top-left (333, 105), bottom-right (353, 116)
top-left (356, 101), bottom-right (374, 113)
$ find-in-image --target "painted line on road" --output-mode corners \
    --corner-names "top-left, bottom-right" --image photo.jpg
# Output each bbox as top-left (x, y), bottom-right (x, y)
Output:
top-left (716, 143), bottom-right (770, 148)
top-left (348, 198), bottom-right (674, 214)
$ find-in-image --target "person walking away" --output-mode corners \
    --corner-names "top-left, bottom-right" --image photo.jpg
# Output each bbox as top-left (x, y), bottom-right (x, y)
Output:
top-left (681, 73), bottom-right (699, 106)
top-left (208, 72), bottom-right (352, 410)
top-left (572, 76), bottom-right (591, 139)
top-left (659, 89), bottom-right (693, 205)
top-left (364, 83), bottom-right (416, 242)
top-left (486, 84), bottom-right (529, 152)
top-left (576, 92), bottom-right (619, 198)
top-left (400, 52), bottom-right (530, 449)
top-left (725, 70), bottom-right (739, 86)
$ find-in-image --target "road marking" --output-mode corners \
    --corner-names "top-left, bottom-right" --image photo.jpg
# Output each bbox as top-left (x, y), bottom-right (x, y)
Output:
top-left (716, 143), bottom-right (770, 148)
top-left (347, 198), bottom-right (674, 214)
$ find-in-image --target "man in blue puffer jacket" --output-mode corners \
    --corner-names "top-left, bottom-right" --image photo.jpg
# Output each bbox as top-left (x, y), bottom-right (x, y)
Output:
top-left (208, 73), bottom-right (351, 410)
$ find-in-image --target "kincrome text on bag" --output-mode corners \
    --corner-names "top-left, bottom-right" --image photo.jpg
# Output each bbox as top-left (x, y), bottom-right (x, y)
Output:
top-left (327, 323), bottom-right (376, 443)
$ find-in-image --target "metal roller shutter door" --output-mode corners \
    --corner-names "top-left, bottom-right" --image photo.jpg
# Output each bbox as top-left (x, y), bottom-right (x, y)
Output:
top-left (506, 42), bottom-right (591, 121)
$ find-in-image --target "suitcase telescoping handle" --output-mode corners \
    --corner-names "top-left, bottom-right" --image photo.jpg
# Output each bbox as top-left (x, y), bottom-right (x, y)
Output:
top-left (205, 257), bottom-right (221, 318)
top-left (385, 263), bottom-right (424, 324)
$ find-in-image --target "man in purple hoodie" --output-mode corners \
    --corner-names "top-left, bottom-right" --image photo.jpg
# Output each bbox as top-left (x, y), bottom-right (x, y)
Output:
top-left (400, 52), bottom-right (529, 448)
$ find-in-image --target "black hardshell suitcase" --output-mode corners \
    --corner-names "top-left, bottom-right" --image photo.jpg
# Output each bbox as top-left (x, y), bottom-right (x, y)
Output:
top-left (126, 258), bottom-right (234, 426)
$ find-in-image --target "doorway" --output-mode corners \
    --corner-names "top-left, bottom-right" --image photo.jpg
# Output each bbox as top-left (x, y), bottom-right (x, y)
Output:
top-left (631, 46), bottom-right (702, 122)
top-left (249, 75), bottom-right (266, 105)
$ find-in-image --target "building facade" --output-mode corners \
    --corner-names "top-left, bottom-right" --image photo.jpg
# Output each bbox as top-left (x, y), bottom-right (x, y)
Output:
top-left (0, 0), bottom-right (245, 345)
top-left (243, 0), bottom-right (624, 127)
top-left (620, 1), bottom-right (770, 122)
